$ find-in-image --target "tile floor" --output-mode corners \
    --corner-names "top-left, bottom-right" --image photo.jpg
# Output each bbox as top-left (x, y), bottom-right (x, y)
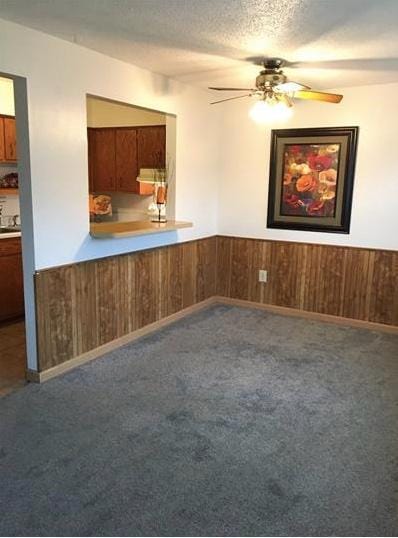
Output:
top-left (0, 320), bottom-right (27, 397)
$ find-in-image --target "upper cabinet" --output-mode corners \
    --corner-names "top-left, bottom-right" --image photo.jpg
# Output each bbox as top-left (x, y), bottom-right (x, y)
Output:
top-left (88, 128), bottom-right (116, 192)
top-left (88, 125), bottom-right (166, 195)
top-left (137, 126), bottom-right (166, 169)
top-left (0, 115), bottom-right (17, 162)
top-left (115, 128), bottom-right (138, 192)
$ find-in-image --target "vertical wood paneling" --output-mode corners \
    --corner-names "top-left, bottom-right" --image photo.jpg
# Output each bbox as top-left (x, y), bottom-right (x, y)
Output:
top-left (135, 249), bottom-right (160, 329)
top-left (369, 250), bottom-right (398, 326)
top-left (258, 240), bottom-right (274, 305)
top-left (34, 236), bottom-right (396, 372)
top-left (182, 241), bottom-right (196, 308)
top-left (196, 236), bottom-right (217, 302)
top-left (159, 244), bottom-right (183, 318)
top-left (167, 245), bottom-right (184, 316)
top-left (216, 236), bottom-right (397, 327)
top-left (35, 266), bottom-right (75, 369)
top-left (270, 241), bottom-right (304, 309)
top-left (96, 257), bottom-right (119, 346)
top-left (35, 237), bottom-right (217, 371)
top-left (248, 239), bottom-right (266, 303)
top-left (216, 236), bottom-right (232, 297)
top-left (341, 248), bottom-right (374, 321)
top-left (116, 255), bottom-right (133, 337)
top-left (302, 245), bottom-right (346, 316)
top-left (74, 261), bottom-right (99, 355)
top-left (230, 238), bottom-right (251, 300)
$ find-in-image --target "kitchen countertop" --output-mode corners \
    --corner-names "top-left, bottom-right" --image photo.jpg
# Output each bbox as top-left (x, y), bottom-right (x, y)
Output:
top-left (90, 220), bottom-right (192, 239)
top-left (0, 231), bottom-right (21, 239)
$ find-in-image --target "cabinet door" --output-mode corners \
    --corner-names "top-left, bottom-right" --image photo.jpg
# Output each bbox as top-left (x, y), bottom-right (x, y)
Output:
top-left (87, 128), bottom-right (95, 192)
top-left (0, 240), bottom-right (24, 321)
top-left (137, 126), bottom-right (166, 170)
top-left (0, 118), bottom-right (5, 161)
top-left (116, 128), bottom-right (138, 192)
top-left (4, 117), bottom-right (17, 161)
top-left (90, 129), bottom-right (116, 192)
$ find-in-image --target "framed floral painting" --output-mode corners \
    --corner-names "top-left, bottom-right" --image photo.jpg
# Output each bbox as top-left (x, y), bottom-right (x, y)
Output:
top-left (267, 127), bottom-right (359, 233)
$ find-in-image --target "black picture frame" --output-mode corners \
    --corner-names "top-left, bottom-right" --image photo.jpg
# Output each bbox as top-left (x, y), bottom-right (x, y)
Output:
top-left (267, 126), bottom-right (359, 233)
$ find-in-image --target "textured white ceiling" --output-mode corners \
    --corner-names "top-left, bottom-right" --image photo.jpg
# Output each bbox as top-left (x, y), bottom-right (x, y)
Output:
top-left (1, 0), bottom-right (398, 91)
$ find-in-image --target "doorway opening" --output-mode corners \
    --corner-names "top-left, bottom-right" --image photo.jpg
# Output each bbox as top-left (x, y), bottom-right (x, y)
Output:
top-left (0, 74), bottom-right (34, 397)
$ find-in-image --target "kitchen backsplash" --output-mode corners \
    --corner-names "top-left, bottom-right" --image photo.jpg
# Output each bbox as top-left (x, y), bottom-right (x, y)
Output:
top-left (0, 164), bottom-right (20, 225)
top-left (92, 191), bottom-right (151, 222)
top-left (0, 194), bottom-right (20, 223)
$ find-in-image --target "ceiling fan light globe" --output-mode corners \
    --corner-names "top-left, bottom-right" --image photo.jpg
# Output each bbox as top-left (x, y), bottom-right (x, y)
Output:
top-left (249, 98), bottom-right (293, 124)
top-left (275, 81), bottom-right (308, 93)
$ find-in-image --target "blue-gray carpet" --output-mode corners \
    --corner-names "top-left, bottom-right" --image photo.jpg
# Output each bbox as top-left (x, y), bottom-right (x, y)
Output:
top-left (1, 305), bottom-right (398, 537)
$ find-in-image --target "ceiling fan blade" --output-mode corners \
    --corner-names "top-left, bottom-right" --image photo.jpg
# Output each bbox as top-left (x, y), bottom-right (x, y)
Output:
top-left (274, 81), bottom-right (310, 93)
top-left (294, 90), bottom-right (343, 103)
top-left (210, 94), bottom-right (252, 105)
top-left (208, 86), bottom-right (255, 91)
top-left (292, 58), bottom-right (398, 71)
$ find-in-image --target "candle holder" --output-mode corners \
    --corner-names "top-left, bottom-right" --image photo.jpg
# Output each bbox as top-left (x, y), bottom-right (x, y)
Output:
top-left (137, 157), bottom-right (173, 224)
top-left (152, 183), bottom-right (167, 223)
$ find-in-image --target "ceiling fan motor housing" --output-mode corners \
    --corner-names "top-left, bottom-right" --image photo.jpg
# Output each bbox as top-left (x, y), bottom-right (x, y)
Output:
top-left (256, 71), bottom-right (287, 90)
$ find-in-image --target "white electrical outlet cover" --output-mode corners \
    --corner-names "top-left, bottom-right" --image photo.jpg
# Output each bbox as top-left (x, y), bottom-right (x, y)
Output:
top-left (259, 270), bottom-right (267, 282)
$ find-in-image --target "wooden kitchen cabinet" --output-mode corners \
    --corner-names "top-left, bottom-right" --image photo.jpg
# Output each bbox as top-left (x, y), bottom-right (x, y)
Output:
top-left (0, 238), bottom-right (24, 322)
top-left (88, 125), bottom-right (165, 194)
top-left (87, 127), bottom-right (95, 193)
top-left (88, 128), bottom-right (116, 192)
top-left (0, 115), bottom-right (17, 162)
top-left (137, 126), bottom-right (166, 169)
top-left (4, 117), bottom-right (17, 161)
top-left (116, 128), bottom-right (138, 192)
top-left (0, 118), bottom-right (5, 161)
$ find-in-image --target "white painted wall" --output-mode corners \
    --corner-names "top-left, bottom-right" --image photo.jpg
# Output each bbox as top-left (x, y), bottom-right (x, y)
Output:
top-left (3, 16), bottom-right (395, 267)
top-left (218, 82), bottom-right (398, 251)
top-left (0, 18), bottom-right (220, 270)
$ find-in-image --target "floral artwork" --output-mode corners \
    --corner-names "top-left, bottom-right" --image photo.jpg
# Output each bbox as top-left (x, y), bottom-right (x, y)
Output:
top-left (281, 143), bottom-right (340, 217)
top-left (267, 127), bottom-right (359, 233)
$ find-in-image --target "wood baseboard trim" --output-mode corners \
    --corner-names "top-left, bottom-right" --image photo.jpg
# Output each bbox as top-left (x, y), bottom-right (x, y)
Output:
top-left (27, 297), bottom-right (217, 383)
top-left (214, 296), bottom-right (398, 335)
top-left (26, 370), bottom-right (40, 383)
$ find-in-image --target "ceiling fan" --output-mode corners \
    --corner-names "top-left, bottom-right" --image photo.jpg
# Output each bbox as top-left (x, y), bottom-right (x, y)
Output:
top-left (208, 58), bottom-right (343, 107)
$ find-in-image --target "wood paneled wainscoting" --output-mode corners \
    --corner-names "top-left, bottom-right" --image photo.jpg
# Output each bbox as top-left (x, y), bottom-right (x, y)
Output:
top-left (33, 235), bottom-right (397, 379)
top-left (216, 236), bottom-right (398, 327)
top-left (34, 237), bottom-right (216, 374)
